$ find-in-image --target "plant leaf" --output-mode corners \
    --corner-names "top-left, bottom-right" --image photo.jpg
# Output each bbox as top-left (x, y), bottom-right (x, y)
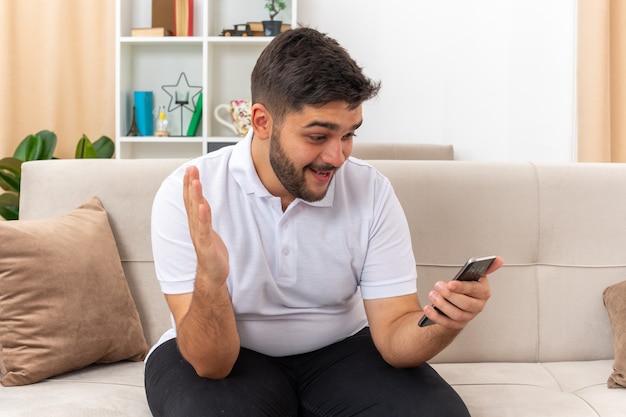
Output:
top-left (0, 192), bottom-right (19, 220)
top-left (75, 134), bottom-right (97, 158)
top-left (0, 157), bottom-right (22, 192)
top-left (13, 131), bottom-right (57, 161)
top-left (14, 135), bottom-right (41, 161)
top-left (35, 130), bottom-right (58, 159)
top-left (0, 173), bottom-right (18, 192)
top-left (0, 157), bottom-right (22, 176)
top-left (92, 135), bottom-right (115, 158)
top-left (13, 134), bottom-right (31, 160)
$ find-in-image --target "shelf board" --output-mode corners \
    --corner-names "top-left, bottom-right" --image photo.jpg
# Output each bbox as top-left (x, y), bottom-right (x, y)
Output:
top-left (207, 36), bottom-right (273, 44)
top-left (119, 136), bottom-right (204, 143)
top-left (206, 136), bottom-right (242, 143)
top-left (120, 37), bottom-right (204, 46)
top-left (120, 36), bottom-right (274, 46)
top-left (117, 136), bottom-right (241, 144)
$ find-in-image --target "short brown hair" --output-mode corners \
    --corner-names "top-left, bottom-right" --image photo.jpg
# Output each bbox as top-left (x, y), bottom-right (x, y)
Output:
top-left (251, 27), bottom-right (381, 125)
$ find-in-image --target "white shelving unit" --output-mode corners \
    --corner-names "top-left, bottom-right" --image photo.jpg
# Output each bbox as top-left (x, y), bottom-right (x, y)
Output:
top-left (115, 0), bottom-right (298, 159)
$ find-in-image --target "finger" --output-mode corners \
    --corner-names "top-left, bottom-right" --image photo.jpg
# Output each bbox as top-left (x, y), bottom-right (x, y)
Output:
top-left (431, 281), bottom-right (488, 317)
top-left (486, 255), bottom-right (504, 274)
top-left (183, 168), bottom-right (189, 210)
top-left (423, 304), bottom-right (466, 330)
top-left (183, 166), bottom-right (197, 214)
top-left (191, 178), bottom-right (211, 225)
top-left (446, 256), bottom-right (504, 294)
top-left (183, 167), bottom-right (211, 237)
top-left (428, 292), bottom-right (477, 325)
top-left (447, 277), bottom-right (492, 303)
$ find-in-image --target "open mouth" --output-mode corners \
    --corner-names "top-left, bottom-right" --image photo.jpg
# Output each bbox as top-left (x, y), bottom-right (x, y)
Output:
top-left (309, 167), bottom-right (334, 183)
top-left (311, 168), bottom-right (331, 177)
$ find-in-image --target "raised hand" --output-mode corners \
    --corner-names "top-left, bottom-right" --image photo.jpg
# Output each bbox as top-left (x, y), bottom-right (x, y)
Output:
top-left (183, 166), bottom-right (230, 287)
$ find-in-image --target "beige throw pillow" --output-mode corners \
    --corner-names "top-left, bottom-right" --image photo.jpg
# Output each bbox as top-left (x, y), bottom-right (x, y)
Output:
top-left (0, 197), bottom-right (149, 386)
top-left (603, 279), bottom-right (626, 388)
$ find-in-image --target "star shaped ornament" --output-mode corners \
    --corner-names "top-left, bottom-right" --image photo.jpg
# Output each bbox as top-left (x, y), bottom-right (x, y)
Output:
top-left (161, 72), bottom-right (202, 113)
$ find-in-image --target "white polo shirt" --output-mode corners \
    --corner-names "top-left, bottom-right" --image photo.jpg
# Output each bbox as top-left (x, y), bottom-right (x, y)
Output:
top-left (150, 132), bottom-right (417, 357)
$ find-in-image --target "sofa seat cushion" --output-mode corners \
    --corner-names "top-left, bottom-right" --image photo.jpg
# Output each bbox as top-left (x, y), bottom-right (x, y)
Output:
top-left (3, 360), bottom-right (621, 417)
top-left (432, 360), bottom-right (625, 417)
top-left (0, 362), bottom-right (151, 417)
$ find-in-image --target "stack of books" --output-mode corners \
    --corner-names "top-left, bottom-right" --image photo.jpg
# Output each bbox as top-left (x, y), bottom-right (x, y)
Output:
top-left (131, 0), bottom-right (193, 37)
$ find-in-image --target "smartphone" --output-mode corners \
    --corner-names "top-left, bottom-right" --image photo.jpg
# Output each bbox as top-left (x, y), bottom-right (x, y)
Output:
top-left (417, 256), bottom-right (496, 327)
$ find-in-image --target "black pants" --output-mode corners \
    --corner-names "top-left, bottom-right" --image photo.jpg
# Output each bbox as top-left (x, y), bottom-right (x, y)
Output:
top-left (145, 328), bottom-right (470, 417)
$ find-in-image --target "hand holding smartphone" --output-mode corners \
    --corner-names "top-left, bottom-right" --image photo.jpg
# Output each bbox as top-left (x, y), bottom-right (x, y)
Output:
top-left (417, 256), bottom-right (496, 327)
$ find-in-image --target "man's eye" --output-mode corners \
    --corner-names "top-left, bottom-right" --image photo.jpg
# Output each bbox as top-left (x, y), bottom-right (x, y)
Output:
top-left (310, 135), bottom-right (326, 141)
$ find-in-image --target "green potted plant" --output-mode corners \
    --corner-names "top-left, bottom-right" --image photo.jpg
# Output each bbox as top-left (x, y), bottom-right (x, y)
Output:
top-left (262, 0), bottom-right (286, 36)
top-left (0, 130), bottom-right (114, 220)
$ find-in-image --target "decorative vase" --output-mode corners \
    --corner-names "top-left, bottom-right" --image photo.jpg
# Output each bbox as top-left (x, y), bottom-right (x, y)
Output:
top-left (262, 20), bottom-right (282, 36)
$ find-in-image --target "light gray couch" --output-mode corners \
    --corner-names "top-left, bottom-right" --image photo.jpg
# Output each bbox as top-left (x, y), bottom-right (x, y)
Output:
top-left (350, 142), bottom-right (454, 160)
top-left (2, 156), bottom-right (625, 416)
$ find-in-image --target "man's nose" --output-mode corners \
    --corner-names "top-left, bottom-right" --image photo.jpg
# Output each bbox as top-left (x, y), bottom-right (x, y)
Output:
top-left (321, 138), bottom-right (347, 167)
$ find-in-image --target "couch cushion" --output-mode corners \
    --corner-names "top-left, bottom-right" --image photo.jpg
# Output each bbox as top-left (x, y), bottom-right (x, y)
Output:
top-left (0, 362), bottom-right (151, 417)
top-left (432, 360), bottom-right (624, 417)
top-left (603, 279), bottom-right (626, 388)
top-left (19, 159), bottom-right (187, 347)
top-left (0, 197), bottom-right (149, 386)
top-left (368, 161), bottom-right (626, 364)
top-left (350, 143), bottom-right (454, 160)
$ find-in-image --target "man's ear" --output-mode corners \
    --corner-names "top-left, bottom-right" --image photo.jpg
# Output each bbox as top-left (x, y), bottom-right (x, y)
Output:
top-left (251, 103), bottom-right (272, 140)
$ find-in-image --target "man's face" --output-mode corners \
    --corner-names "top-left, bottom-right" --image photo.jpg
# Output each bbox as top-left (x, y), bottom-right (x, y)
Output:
top-left (268, 101), bottom-right (363, 203)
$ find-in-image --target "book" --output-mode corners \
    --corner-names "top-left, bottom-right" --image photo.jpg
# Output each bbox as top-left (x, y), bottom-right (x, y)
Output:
top-left (131, 27), bottom-right (173, 37)
top-left (186, 92), bottom-right (203, 136)
top-left (152, 0), bottom-right (175, 34)
top-left (174, 0), bottom-right (193, 36)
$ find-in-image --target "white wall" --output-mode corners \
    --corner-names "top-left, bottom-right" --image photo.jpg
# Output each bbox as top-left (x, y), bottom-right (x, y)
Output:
top-left (298, 0), bottom-right (577, 162)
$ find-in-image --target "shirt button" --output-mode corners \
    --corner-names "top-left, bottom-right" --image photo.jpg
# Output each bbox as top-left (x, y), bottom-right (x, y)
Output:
top-left (282, 248), bottom-right (290, 256)
top-left (282, 223), bottom-right (289, 229)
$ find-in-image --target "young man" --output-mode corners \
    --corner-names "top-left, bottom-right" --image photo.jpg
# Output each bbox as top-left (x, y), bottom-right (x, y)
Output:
top-left (145, 27), bottom-right (502, 417)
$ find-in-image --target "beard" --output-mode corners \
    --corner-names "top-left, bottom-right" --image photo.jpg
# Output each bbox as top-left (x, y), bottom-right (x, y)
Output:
top-left (269, 129), bottom-right (336, 203)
